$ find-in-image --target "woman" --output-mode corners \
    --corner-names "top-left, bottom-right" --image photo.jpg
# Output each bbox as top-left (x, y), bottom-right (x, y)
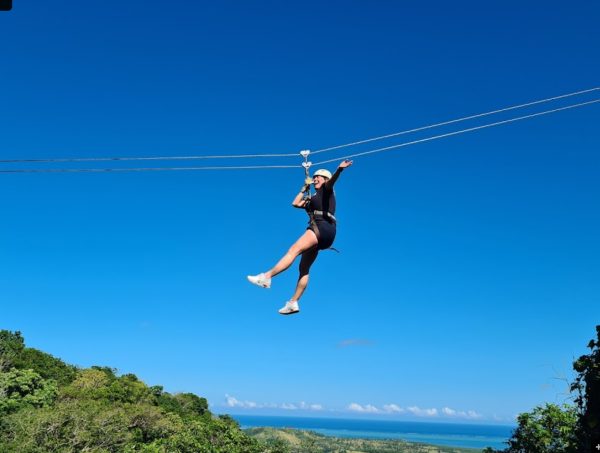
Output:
top-left (247, 159), bottom-right (353, 315)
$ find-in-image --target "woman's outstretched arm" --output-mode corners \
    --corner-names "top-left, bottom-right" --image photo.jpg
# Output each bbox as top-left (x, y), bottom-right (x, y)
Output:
top-left (326, 159), bottom-right (353, 190)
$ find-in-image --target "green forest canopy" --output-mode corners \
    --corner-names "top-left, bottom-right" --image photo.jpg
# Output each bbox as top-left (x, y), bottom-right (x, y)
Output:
top-left (1, 327), bottom-right (598, 453)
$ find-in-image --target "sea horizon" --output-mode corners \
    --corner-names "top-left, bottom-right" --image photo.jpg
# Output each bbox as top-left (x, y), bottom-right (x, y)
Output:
top-left (231, 414), bottom-right (515, 450)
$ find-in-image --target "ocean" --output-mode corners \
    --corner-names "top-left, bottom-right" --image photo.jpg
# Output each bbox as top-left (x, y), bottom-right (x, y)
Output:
top-left (233, 415), bottom-right (514, 450)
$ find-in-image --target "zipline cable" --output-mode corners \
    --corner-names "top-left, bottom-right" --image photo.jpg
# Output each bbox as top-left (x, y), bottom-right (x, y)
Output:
top-left (0, 164), bottom-right (299, 174)
top-left (312, 98), bottom-right (600, 165)
top-left (1, 97), bottom-right (598, 174)
top-left (311, 87), bottom-right (600, 154)
top-left (0, 151), bottom-right (297, 164)
top-left (3, 98), bottom-right (597, 173)
top-left (0, 87), bottom-right (597, 165)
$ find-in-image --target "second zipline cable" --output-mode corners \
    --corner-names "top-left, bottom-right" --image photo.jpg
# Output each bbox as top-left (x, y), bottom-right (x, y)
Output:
top-left (0, 86), bottom-right (597, 166)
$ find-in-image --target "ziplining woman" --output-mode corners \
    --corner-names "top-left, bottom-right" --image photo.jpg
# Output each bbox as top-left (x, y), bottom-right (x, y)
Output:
top-left (247, 159), bottom-right (353, 315)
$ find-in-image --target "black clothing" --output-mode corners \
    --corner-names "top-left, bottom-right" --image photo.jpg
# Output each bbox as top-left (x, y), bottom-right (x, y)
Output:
top-left (305, 181), bottom-right (337, 250)
top-left (307, 181), bottom-right (336, 218)
top-left (309, 220), bottom-right (336, 250)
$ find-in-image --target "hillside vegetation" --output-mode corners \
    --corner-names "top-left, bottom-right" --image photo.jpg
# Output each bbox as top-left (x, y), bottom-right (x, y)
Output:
top-left (0, 330), bottom-right (269, 453)
top-left (246, 427), bottom-right (480, 453)
top-left (2, 326), bottom-right (598, 452)
top-left (0, 331), bottom-right (475, 453)
top-left (483, 325), bottom-right (600, 453)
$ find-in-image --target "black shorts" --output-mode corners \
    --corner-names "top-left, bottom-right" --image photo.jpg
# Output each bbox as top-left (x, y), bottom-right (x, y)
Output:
top-left (308, 220), bottom-right (336, 250)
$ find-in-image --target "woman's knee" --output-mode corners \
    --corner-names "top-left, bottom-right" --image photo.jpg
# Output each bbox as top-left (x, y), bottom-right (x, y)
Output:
top-left (299, 252), bottom-right (318, 275)
top-left (298, 264), bottom-right (310, 276)
top-left (298, 271), bottom-right (310, 282)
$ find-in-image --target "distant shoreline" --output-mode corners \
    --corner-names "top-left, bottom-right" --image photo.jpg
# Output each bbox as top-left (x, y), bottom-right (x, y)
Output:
top-left (245, 427), bottom-right (486, 453)
top-left (232, 414), bottom-right (513, 450)
top-left (227, 413), bottom-right (515, 427)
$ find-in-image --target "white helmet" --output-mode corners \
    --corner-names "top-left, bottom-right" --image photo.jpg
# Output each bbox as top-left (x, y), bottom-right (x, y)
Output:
top-left (313, 169), bottom-right (332, 179)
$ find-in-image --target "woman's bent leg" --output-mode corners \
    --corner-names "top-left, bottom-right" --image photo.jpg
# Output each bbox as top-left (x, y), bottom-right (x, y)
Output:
top-left (266, 230), bottom-right (318, 279)
top-left (291, 246), bottom-right (319, 301)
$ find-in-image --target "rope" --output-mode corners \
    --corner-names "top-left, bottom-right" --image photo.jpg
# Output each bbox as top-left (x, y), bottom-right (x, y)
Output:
top-left (0, 164), bottom-right (300, 174)
top-left (311, 87), bottom-right (599, 155)
top-left (312, 98), bottom-right (600, 165)
top-left (0, 151), bottom-right (297, 164)
top-left (1, 91), bottom-right (597, 174)
top-left (1, 87), bottom-right (597, 166)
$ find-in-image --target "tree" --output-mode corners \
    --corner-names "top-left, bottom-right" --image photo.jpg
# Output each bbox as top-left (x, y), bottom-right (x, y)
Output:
top-left (0, 331), bottom-right (282, 452)
top-left (0, 329), bottom-right (77, 385)
top-left (0, 399), bottom-right (133, 452)
top-left (504, 403), bottom-right (578, 453)
top-left (571, 325), bottom-right (600, 453)
top-left (0, 368), bottom-right (58, 415)
top-left (498, 325), bottom-right (600, 453)
top-left (13, 347), bottom-right (77, 386)
top-left (157, 392), bottom-right (209, 419)
top-left (0, 331), bottom-right (25, 372)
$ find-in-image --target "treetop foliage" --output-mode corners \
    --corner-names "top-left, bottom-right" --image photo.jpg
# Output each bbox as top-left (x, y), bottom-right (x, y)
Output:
top-left (494, 325), bottom-right (600, 453)
top-left (5, 326), bottom-right (597, 453)
top-left (571, 325), bottom-right (600, 452)
top-left (0, 329), bottom-right (273, 453)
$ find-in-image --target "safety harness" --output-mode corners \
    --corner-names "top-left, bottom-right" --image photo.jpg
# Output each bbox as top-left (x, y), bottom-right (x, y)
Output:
top-left (300, 150), bottom-right (339, 253)
top-left (312, 210), bottom-right (337, 223)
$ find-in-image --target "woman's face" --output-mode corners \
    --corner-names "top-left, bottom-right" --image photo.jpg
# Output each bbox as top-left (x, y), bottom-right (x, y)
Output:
top-left (313, 175), bottom-right (327, 190)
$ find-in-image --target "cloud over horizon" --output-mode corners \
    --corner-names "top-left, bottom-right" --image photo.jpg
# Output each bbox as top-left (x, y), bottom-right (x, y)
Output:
top-left (225, 395), bottom-right (484, 420)
top-left (442, 407), bottom-right (482, 419)
top-left (382, 404), bottom-right (404, 413)
top-left (348, 403), bottom-right (482, 419)
top-left (348, 403), bottom-right (380, 413)
top-left (224, 395), bottom-right (324, 412)
top-left (407, 406), bottom-right (438, 417)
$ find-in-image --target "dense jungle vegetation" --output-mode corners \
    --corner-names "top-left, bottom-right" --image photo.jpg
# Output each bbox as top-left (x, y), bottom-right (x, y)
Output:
top-left (1, 326), bottom-right (598, 452)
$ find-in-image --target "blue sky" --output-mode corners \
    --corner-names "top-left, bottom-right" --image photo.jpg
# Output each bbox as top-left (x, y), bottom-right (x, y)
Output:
top-left (1, 0), bottom-right (599, 424)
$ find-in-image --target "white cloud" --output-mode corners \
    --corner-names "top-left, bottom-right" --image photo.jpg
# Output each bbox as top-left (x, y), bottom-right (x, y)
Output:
top-left (441, 407), bottom-right (482, 419)
top-left (348, 403), bottom-right (380, 413)
top-left (407, 406), bottom-right (438, 417)
top-left (442, 407), bottom-right (456, 416)
top-left (342, 402), bottom-right (484, 420)
top-left (383, 404), bottom-right (404, 413)
top-left (466, 410), bottom-right (482, 419)
top-left (299, 402), bottom-right (323, 411)
top-left (224, 395), bottom-right (323, 412)
top-left (225, 394), bottom-right (259, 409)
top-left (225, 394), bottom-right (241, 407)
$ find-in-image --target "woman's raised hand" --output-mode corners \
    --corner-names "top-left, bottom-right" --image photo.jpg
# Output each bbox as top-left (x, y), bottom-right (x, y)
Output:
top-left (339, 159), bottom-right (353, 169)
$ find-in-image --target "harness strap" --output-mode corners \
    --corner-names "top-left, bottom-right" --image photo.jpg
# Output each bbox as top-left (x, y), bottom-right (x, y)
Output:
top-left (312, 210), bottom-right (336, 222)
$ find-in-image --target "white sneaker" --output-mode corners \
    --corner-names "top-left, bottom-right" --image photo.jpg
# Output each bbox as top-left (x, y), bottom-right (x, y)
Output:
top-left (278, 300), bottom-right (300, 315)
top-left (247, 273), bottom-right (271, 289)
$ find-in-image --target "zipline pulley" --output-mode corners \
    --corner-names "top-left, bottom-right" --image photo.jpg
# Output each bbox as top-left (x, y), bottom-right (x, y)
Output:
top-left (300, 150), bottom-right (312, 199)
